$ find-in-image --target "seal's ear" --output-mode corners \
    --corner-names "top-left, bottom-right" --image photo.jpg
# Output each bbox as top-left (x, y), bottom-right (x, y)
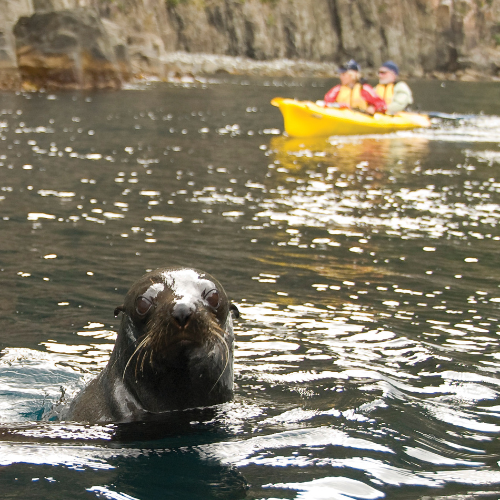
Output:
top-left (230, 303), bottom-right (240, 319)
top-left (114, 305), bottom-right (125, 317)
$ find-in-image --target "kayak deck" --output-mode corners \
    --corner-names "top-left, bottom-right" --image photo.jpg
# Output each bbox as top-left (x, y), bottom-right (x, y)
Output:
top-left (271, 97), bottom-right (431, 137)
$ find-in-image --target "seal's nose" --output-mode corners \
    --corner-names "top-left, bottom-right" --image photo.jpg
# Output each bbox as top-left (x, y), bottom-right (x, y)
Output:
top-left (172, 302), bottom-right (194, 328)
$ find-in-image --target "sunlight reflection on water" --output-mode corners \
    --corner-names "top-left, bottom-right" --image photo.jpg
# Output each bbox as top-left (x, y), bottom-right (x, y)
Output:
top-left (0, 78), bottom-right (499, 499)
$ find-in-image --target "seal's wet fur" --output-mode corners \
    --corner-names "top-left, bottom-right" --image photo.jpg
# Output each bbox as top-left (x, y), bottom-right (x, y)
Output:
top-left (67, 267), bottom-right (237, 423)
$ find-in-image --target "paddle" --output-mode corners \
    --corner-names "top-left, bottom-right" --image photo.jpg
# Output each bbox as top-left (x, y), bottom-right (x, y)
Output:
top-left (426, 111), bottom-right (474, 120)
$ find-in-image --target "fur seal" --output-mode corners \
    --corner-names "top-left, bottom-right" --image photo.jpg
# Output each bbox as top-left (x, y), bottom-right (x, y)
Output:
top-left (66, 267), bottom-right (238, 423)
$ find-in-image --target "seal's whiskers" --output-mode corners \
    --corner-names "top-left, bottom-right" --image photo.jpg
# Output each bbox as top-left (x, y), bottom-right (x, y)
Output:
top-left (208, 326), bottom-right (230, 394)
top-left (122, 335), bottom-right (150, 382)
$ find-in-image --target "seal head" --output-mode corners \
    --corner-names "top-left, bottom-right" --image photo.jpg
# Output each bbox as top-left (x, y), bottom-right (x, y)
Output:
top-left (67, 267), bottom-right (237, 423)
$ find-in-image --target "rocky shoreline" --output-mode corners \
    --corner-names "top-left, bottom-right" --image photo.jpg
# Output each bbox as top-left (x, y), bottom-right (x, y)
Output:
top-left (3, 49), bottom-right (499, 92)
top-left (2, 0), bottom-right (500, 91)
top-left (160, 51), bottom-right (500, 83)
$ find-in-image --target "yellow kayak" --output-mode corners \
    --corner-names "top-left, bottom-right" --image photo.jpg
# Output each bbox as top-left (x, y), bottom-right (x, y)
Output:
top-left (271, 97), bottom-right (431, 137)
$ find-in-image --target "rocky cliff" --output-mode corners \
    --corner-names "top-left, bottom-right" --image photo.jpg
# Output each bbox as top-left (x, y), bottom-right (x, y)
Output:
top-left (1, 0), bottom-right (500, 89)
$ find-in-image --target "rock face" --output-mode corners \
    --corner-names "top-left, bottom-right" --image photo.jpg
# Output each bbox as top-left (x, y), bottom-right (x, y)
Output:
top-left (14, 9), bottom-right (129, 89)
top-left (160, 0), bottom-right (500, 77)
top-left (1, 0), bottom-right (500, 89)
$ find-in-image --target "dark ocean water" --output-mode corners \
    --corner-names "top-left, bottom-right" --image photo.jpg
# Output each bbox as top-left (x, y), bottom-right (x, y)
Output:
top-left (0, 77), bottom-right (499, 499)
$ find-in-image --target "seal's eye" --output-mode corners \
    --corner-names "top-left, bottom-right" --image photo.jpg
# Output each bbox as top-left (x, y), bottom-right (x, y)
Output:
top-left (136, 296), bottom-right (153, 316)
top-left (204, 289), bottom-right (220, 309)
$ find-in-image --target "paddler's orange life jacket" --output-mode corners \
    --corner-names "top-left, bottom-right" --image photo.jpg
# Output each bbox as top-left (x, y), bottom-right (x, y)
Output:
top-left (375, 83), bottom-right (394, 104)
top-left (336, 83), bottom-right (367, 111)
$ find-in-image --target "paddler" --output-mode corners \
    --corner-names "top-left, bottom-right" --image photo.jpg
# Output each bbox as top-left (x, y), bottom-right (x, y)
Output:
top-left (375, 61), bottom-right (413, 114)
top-left (324, 60), bottom-right (387, 115)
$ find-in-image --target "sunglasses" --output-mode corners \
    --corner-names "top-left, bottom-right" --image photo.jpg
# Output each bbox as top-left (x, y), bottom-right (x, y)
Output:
top-left (378, 70), bottom-right (389, 74)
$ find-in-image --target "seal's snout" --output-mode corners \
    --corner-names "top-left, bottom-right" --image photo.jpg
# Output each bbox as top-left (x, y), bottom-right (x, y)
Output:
top-left (172, 301), bottom-right (195, 328)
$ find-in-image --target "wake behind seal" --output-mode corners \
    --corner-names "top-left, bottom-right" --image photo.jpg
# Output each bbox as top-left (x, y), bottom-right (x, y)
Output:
top-left (67, 267), bottom-right (239, 423)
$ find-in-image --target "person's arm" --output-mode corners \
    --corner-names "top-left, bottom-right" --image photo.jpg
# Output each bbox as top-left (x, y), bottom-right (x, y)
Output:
top-left (387, 81), bottom-right (413, 114)
top-left (361, 84), bottom-right (387, 113)
top-left (324, 85), bottom-right (340, 104)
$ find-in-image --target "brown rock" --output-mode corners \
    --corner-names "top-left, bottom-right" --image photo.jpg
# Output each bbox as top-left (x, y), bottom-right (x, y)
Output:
top-left (14, 8), bottom-right (130, 90)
